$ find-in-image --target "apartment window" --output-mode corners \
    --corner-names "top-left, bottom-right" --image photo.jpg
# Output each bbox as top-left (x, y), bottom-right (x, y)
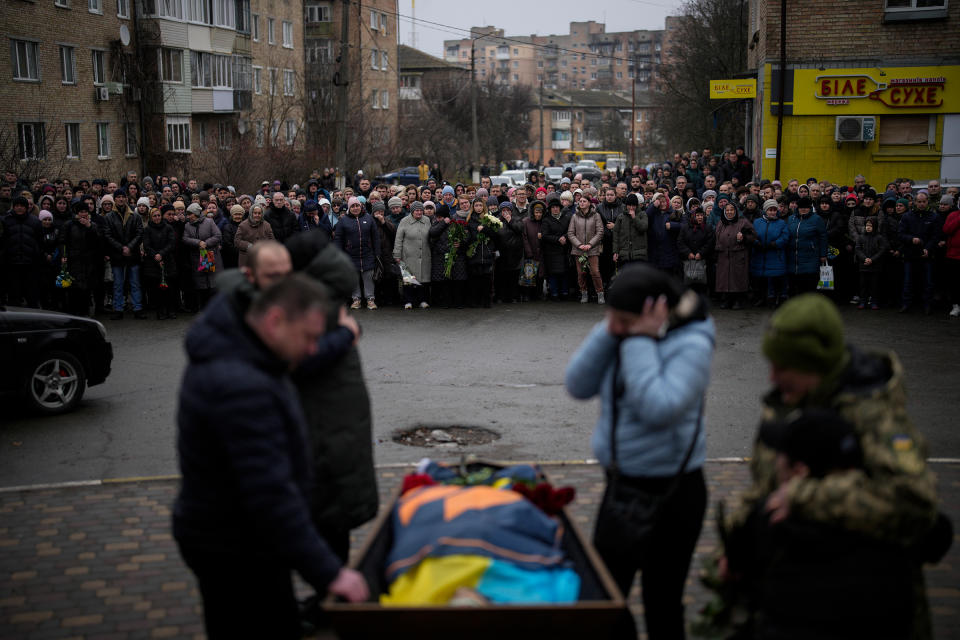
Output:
top-left (371, 89), bottom-right (378, 109)
top-left (305, 39), bottom-right (332, 64)
top-left (92, 50), bottom-right (106, 85)
top-left (380, 89), bottom-right (388, 109)
top-left (65, 123), bottom-right (81, 158)
top-left (591, 58), bottom-right (597, 66)
top-left (885, 0), bottom-right (948, 19)
top-left (552, 111), bottom-right (571, 122)
top-left (282, 69), bottom-right (294, 95)
top-left (268, 67), bottom-right (277, 95)
top-left (96, 122), bottom-right (110, 158)
top-left (159, 0), bottom-right (183, 19)
top-left (217, 120), bottom-right (231, 148)
top-left (380, 50), bottom-right (387, 71)
top-left (252, 66), bottom-right (262, 93)
top-left (281, 21), bottom-right (293, 48)
top-left (537, 61), bottom-right (543, 68)
top-left (561, 72), bottom-right (567, 81)
top-left (255, 120), bottom-right (264, 147)
top-left (197, 120), bottom-right (206, 149)
top-left (191, 51), bottom-right (210, 87)
top-left (379, 12), bottom-right (388, 33)
top-left (117, 0), bottom-right (129, 17)
top-left (591, 72), bottom-right (597, 80)
top-left (513, 48), bottom-right (518, 55)
top-left (512, 74), bottom-right (518, 81)
top-left (166, 117), bottom-right (190, 152)
top-left (213, 0), bottom-right (235, 28)
top-left (369, 9), bottom-right (376, 29)
top-left (124, 123), bottom-right (137, 156)
top-left (187, 0), bottom-right (209, 22)
top-left (211, 54), bottom-right (231, 87)
top-left (60, 46), bottom-right (77, 84)
top-left (513, 61), bottom-right (518, 68)
top-left (251, 13), bottom-right (259, 40)
top-left (10, 40), bottom-right (40, 81)
top-left (55, 0), bottom-right (70, 7)
top-left (270, 119), bottom-right (279, 143)
top-left (306, 2), bottom-right (330, 22)
top-left (160, 48), bottom-right (183, 82)
top-left (18, 123), bottom-right (46, 160)
top-left (636, 111), bottom-right (643, 122)
top-left (236, 0), bottom-right (249, 32)
top-left (285, 119), bottom-right (296, 145)
top-left (89, 0), bottom-right (102, 13)
top-left (616, 71), bottom-right (623, 79)
top-left (371, 49), bottom-right (378, 69)
top-left (232, 55), bottom-right (251, 90)
top-left (267, 17), bottom-right (275, 44)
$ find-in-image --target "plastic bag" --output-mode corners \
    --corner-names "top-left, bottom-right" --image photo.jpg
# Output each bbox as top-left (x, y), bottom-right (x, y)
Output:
top-left (683, 259), bottom-right (707, 285)
top-left (398, 261), bottom-right (420, 286)
top-left (519, 259), bottom-right (539, 286)
top-left (197, 248), bottom-right (215, 273)
top-left (817, 265), bottom-right (835, 291)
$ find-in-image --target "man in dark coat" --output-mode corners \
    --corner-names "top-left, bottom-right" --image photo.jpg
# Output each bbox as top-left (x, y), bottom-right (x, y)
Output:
top-left (264, 191), bottom-right (299, 244)
top-left (102, 192), bottom-right (146, 319)
top-left (1, 196), bottom-right (43, 307)
top-left (174, 274), bottom-right (368, 640)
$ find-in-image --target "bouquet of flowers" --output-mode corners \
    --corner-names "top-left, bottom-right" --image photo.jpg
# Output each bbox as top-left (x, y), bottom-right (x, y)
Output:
top-left (55, 249), bottom-right (73, 289)
top-left (443, 219), bottom-right (469, 278)
top-left (466, 212), bottom-right (502, 258)
top-left (577, 253), bottom-right (591, 274)
top-left (159, 264), bottom-right (169, 289)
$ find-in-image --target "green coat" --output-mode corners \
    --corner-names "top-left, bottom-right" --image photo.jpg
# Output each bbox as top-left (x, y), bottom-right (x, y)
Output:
top-left (611, 209), bottom-right (649, 261)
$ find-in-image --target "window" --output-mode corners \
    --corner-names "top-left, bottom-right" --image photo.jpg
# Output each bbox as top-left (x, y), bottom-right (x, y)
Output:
top-left (380, 89), bottom-right (388, 109)
top-left (59, 46), bottom-right (76, 84)
top-left (96, 122), bottom-right (110, 158)
top-left (591, 58), bottom-right (597, 66)
top-left (380, 12), bottom-right (388, 33)
top-left (251, 13), bottom-right (259, 39)
top-left (537, 61), bottom-right (543, 68)
top-left (513, 61), bottom-right (518, 68)
top-left (884, 0), bottom-right (948, 19)
top-left (159, 0), bottom-right (183, 19)
top-left (197, 120), bottom-right (206, 148)
top-left (191, 51), bottom-right (210, 87)
top-left (65, 123), bottom-right (81, 158)
top-left (371, 49), bottom-right (378, 69)
top-left (160, 48), bottom-right (183, 82)
top-left (371, 89), bottom-right (378, 109)
top-left (282, 69), bottom-right (294, 95)
top-left (18, 123), bottom-right (46, 160)
top-left (878, 115), bottom-right (932, 145)
top-left (513, 48), bottom-right (518, 55)
top-left (139, 0), bottom-right (157, 15)
top-left (285, 119), bottom-right (296, 145)
top-left (268, 67), bottom-right (277, 95)
top-left (369, 9), bottom-right (377, 28)
top-left (92, 50), bottom-right (106, 84)
top-left (380, 50), bottom-right (387, 71)
top-left (636, 111), bottom-right (643, 122)
top-left (187, 0), bottom-right (209, 22)
top-left (270, 119), bottom-right (279, 143)
top-left (305, 39), bottom-right (332, 64)
top-left (211, 54), bottom-right (231, 87)
top-left (267, 17), bottom-right (275, 44)
top-left (214, 0), bottom-right (235, 28)
top-left (306, 2), bottom-right (330, 22)
top-left (282, 20), bottom-right (293, 47)
top-left (552, 111), bottom-right (571, 122)
top-left (218, 120), bottom-right (231, 148)
top-left (253, 66), bottom-right (262, 93)
top-left (255, 120), bottom-right (264, 147)
top-left (166, 117), bottom-right (190, 152)
top-left (10, 40), bottom-right (40, 81)
top-left (590, 72), bottom-right (597, 80)
top-left (124, 123), bottom-right (137, 156)
top-left (117, 0), bottom-right (129, 17)
top-left (55, 0), bottom-right (70, 7)
top-left (236, 0), bottom-right (249, 32)
top-left (616, 71), bottom-right (622, 79)
top-left (89, 0), bottom-right (102, 13)
top-left (232, 55), bottom-right (251, 90)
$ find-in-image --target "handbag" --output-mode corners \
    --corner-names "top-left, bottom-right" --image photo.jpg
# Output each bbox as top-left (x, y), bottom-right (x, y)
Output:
top-left (197, 248), bottom-right (215, 273)
top-left (597, 342), bottom-right (705, 547)
top-left (518, 259), bottom-right (539, 286)
top-left (817, 264), bottom-right (835, 291)
top-left (683, 259), bottom-right (707, 285)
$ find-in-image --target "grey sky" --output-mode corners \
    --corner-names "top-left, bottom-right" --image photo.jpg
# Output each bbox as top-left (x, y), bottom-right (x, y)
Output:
top-left (396, 0), bottom-right (686, 58)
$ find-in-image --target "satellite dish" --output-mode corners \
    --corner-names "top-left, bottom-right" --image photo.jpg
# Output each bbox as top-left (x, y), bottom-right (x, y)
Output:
top-left (119, 24), bottom-right (131, 46)
top-left (237, 119), bottom-right (247, 135)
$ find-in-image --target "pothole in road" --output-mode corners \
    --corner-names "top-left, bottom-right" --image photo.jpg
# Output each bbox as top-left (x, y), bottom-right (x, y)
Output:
top-left (392, 426), bottom-right (501, 448)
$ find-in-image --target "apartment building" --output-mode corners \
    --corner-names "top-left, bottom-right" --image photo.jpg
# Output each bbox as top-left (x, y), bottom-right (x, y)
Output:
top-left (1, 0), bottom-right (143, 181)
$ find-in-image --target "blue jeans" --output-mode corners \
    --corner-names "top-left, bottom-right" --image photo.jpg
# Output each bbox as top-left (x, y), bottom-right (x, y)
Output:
top-left (902, 259), bottom-right (933, 308)
top-left (112, 264), bottom-right (142, 311)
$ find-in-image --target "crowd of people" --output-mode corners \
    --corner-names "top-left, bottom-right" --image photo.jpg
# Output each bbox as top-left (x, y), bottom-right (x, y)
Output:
top-left (2, 151), bottom-right (959, 319)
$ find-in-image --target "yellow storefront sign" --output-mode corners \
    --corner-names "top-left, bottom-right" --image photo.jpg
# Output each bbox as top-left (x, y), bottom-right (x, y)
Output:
top-left (792, 66), bottom-right (960, 115)
top-left (710, 79), bottom-right (757, 99)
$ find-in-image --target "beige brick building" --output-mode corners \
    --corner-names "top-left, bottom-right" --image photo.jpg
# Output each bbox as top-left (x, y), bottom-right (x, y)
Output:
top-left (0, 0), bottom-right (143, 182)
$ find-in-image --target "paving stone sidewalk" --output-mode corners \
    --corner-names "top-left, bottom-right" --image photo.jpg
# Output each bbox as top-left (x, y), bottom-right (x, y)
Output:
top-left (2, 461), bottom-right (958, 639)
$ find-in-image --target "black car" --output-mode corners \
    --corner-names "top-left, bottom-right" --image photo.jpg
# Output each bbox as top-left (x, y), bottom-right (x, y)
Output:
top-left (572, 165), bottom-right (603, 183)
top-left (0, 306), bottom-right (113, 414)
top-left (374, 166), bottom-right (421, 186)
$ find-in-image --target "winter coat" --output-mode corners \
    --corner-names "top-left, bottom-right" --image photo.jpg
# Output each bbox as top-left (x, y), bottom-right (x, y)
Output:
top-left (612, 208), bottom-right (649, 262)
top-left (786, 211), bottom-right (827, 275)
top-left (677, 218), bottom-right (715, 261)
top-left (942, 210), bottom-right (960, 261)
top-left (828, 209), bottom-right (855, 259)
top-left (141, 220), bottom-right (177, 280)
top-left (714, 214), bottom-right (756, 293)
top-left (567, 207), bottom-right (604, 257)
top-left (848, 206), bottom-right (878, 244)
top-left (596, 200), bottom-right (624, 249)
top-left (392, 214), bottom-right (432, 283)
top-left (334, 212), bottom-right (379, 272)
top-left (1, 210), bottom-right (43, 265)
top-left (898, 208), bottom-right (940, 260)
top-left (173, 293), bottom-right (342, 592)
top-left (103, 209), bottom-right (144, 265)
top-left (855, 231), bottom-right (888, 273)
top-left (494, 215), bottom-right (524, 271)
top-left (220, 219), bottom-right (240, 269)
top-left (466, 215), bottom-right (497, 276)
top-left (235, 218), bottom-right (275, 269)
top-left (181, 217), bottom-right (222, 290)
top-left (750, 216), bottom-right (788, 277)
top-left (374, 217), bottom-right (396, 277)
top-left (59, 219), bottom-right (101, 290)
top-left (263, 204), bottom-right (299, 244)
top-left (429, 216), bottom-right (468, 282)
top-left (522, 216), bottom-right (543, 261)
top-left (540, 211), bottom-right (572, 275)
top-left (647, 203), bottom-right (682, 270)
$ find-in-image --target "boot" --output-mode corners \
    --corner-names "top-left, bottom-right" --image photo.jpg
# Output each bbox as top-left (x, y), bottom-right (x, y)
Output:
top-left (580, 291), bottom-right (588, 304)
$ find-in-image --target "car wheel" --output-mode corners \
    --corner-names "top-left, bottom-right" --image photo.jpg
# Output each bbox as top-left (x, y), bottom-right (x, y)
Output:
top-left (24, 351), bottom-right (87, 415)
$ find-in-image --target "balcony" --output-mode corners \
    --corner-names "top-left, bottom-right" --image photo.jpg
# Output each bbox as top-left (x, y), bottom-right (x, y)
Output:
top-left (399, 86), bottom-right (422, 100)
top-left (496, 47), bottom-right (510, 60)
top-left (551, 115), bottom-right (571, 129)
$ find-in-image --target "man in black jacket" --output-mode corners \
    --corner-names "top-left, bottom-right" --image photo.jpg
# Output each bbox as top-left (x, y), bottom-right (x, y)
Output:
top-left (264, 191), bottom-right (299, 244)
top-left (102, 191), bottom-right (146, 319)
top-left (174, 274), bottom-right (368, 640)
top-left (1, 196), bottom-right (42, 307)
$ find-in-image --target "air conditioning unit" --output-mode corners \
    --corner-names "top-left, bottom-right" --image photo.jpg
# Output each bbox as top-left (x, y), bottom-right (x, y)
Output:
top-left (835, 116), bottom-right (876, 143)
top-left (96, 86), bottom-right (110, 102)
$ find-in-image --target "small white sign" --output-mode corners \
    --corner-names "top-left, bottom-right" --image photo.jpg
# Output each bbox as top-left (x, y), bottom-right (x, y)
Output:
top-left (765, 148), bottom-right (777, 159)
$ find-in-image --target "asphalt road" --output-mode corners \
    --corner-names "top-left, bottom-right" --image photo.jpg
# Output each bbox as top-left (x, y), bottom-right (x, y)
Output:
top-left (2, 299), bottom-right (959, 487)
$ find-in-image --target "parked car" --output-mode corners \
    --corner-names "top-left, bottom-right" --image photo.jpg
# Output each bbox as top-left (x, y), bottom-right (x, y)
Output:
top-left (572, 165), bottom-right (603, 182)
top-left (489, 175), bottom-right (515, 188)
top-left (0, 306), bottom-right (113, 414)
top-left (544, 167), bottom-right (564, 183)
top-left (374, 167), bottom-right (421, 186)
top-left (500, 170), bottom-right (529, 186)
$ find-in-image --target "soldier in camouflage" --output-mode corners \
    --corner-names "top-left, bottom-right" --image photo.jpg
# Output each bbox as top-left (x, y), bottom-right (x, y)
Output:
top-left (727, 293), bottom-right (939, 638)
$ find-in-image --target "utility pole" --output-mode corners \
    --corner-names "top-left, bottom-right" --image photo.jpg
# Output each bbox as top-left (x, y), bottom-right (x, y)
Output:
top-left (538, 81), bottom-right (544, 171)
top-left (471, 39), bottom-right (479, 174)
top-left (335, 0), bottom-right (350, 189)
top-left (630, 77), bottom-right (636, 168)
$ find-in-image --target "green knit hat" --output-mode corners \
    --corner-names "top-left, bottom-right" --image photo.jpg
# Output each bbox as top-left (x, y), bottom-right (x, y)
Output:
top-left (762, 294), bottom-right (845, 374)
